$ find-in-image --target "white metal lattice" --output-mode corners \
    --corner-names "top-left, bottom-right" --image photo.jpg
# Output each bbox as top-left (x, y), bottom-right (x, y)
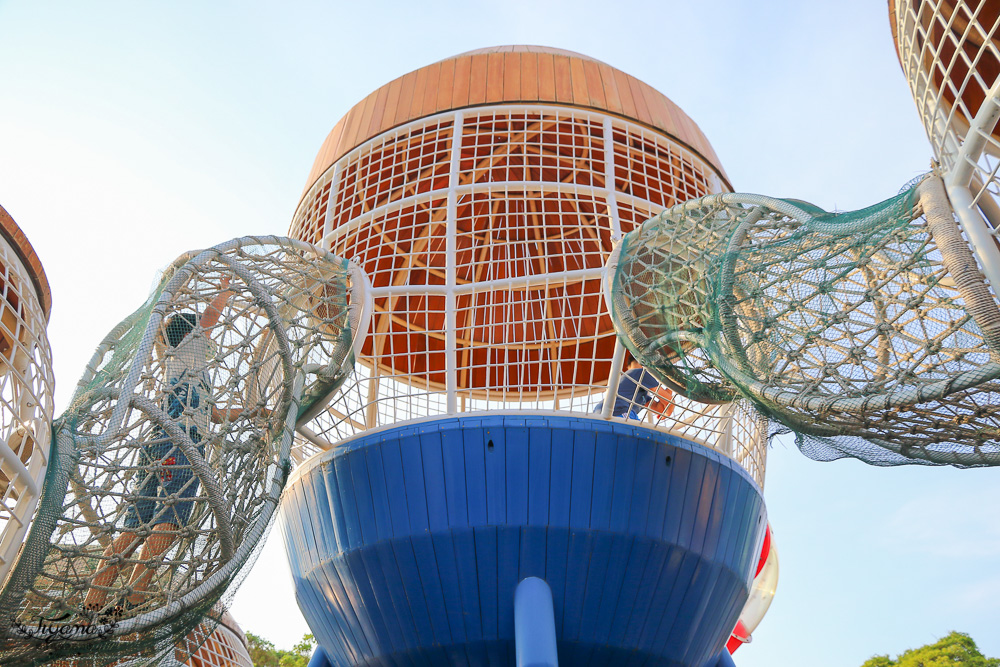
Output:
top-left (290, 104), bottom-right (767, 486)
top-left (0, 235), bottom-right (54, 586)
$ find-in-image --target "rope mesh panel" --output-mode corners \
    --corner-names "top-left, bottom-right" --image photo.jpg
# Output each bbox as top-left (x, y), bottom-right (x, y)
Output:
top-left (610, 175), bottom-right (1000, 466)
top-left (0, 236), bottom-right (361, 666)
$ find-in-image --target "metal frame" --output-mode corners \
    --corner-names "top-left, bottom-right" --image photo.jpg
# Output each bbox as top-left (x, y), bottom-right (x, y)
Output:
top-left (0, 234), bottom-right (54, 586)
top-left (289, 105), bottom-right (769, 486)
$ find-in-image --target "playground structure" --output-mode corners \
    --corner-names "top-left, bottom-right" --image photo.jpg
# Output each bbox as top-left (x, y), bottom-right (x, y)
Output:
top-left (281, 46), bottom-right (769, 667)
top-left (609, 176), bottom-right (1000, 466)
top-left (891, 0), bottom-right (1000, 294)
top-left (177, 608), bottom-right (255, 667)
top-left (602, 0), bottom-right (1000, 470)
top-left (0, 206), bottom-right (54, 589)
top-left (285, 45), bottom-right (766, 484)
top-left (0, 1), bottom-right (997, 665)
top-left (0, 237), bottom-right (368, 666)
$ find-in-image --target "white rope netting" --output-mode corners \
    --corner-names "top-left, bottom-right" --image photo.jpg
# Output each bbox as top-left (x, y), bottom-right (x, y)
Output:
top-left (0, 236), bottom-right (366, 666)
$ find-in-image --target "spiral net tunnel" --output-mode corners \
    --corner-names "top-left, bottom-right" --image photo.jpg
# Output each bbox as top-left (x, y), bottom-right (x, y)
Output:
top-left (0, 236), bottom-right (366, 666)
top-left (610, 174), bottom-right (1000, 466)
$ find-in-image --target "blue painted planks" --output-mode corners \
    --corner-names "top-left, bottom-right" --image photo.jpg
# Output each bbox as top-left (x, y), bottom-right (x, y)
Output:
top-left (279, 414), bottom-right (767, 667)
top-left (484, 426), bottom-right (506, 525)
top-left (547, 428), bottom-right (573, 528)
top-left (568, 429), bottom-right (595, 530)
top-left (474, 525), bottom-right (499, 640)
top-left (420, 430), bottom-right (449, 532)
top-left (526, 426), bottom-right (551, 526)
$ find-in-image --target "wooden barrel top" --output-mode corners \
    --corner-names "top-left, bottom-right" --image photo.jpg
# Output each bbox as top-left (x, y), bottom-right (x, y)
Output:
top-left (302, 45), bottom-right (729, 195)
top-left (0, 205), bottom-right (51, 319)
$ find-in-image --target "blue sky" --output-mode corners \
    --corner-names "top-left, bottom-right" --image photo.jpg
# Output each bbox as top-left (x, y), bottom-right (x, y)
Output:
top-left (0, 0), bottom-right (996, 664)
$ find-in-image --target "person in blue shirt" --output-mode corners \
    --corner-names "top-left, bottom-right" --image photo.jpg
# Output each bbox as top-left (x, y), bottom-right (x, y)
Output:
top-left (594, 356), bottom-right (660, 419)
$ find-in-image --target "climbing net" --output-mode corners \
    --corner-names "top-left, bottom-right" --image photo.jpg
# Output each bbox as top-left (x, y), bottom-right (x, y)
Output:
top-left (0, 236), bottom-right (366, 666)
top-left (610, 175), bottom-right (1000, 466)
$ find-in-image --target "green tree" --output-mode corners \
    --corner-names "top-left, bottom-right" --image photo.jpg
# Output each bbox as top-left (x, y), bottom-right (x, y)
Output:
top-left (246, 632), bottom-right (280, 667)
top-left (245, 632), bottom-right (316, 667)
top-left (862, 632), bottom-right (999, 667)
top-left (279, 634), bottom-right (316, 667)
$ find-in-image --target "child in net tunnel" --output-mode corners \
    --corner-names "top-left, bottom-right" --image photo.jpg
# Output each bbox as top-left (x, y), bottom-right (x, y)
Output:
top-left (84, 276), bottom-right (244, 617)
top-left (594, 353), bottom-right (672, 420)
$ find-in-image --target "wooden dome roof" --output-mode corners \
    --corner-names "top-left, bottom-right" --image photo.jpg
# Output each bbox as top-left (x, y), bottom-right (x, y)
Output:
top-left (302, 45), bottom-right (729, 196)
top-left (0, 205), bottom-right (51, 319)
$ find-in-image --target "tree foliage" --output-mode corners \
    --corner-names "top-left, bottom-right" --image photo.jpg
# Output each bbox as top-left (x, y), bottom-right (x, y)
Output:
top-left (862, 632), bottom-right (999, 667)
top-left (245, 632), bottom-right (316, 667)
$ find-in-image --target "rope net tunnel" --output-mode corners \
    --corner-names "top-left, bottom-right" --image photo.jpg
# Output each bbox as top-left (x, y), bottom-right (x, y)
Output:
top-left (609, 174), bottom-right (1000, 467)
top-left (0, 236), bottom-right (367, 666)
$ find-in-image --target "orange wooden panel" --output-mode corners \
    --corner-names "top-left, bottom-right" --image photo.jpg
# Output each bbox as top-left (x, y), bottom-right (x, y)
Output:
top-left (436, 59), bottom-right (456, 113)
top-left (367, 85), bottom-right (390, 138)
top-left (298, 47), bottom-right (731, 200)
top-left (410, 66), bottom-right (429, 118)
top-left (381, 77), bottom-right (403, 133)
top-left (553, 55), bottom-right (573, 103)
top-left (486, 52), bottom-right (505, 103)
top-left (394, 72), bottom-right (417, 126)
top-left (614, 69), bottom-right (637, 119)
top-left (537, 52), bottom-right (556, 101)
top-left (583, 59), bottom-right (606, 109)
top-left (627, 76), bottom-right (651, 125)
top-left (346, 94), bottom-right (376, 157)
top-left (598, 63), bottom-right (623, 115)
top-left (419, 62), bottom-right (441, 118)
top-left (307, 129), bottom-right (336, 193)
top-left (569, 57), bottom-right (589, 107)
top-left (0, 205), bottom-right (51, 316)
top-left (665, 100), bottom-right (689, 142)
top-left (469, 54), bottom-right (488, 105)
top-left (642, 86), bottom-right (674, 137)
top-left (452, 55), bottom-right (472, 109)
top-left (503, 52), bottom-right (521, 101)
top-left (323, 116), bottom-right (351, 179)
top-left (318, 127), bottom-right (340, 178)
top-left (681, 114), bottom-right (709, 158)
top-left (520, 52), bottom-right (539, 101)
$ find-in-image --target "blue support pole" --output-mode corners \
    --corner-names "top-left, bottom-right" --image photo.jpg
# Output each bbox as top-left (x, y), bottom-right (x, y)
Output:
top-left (307, 645), bottom-right (335, 667)
top-left (514, 577), bottom-right (558, 667)
top-left (710, 648), bottom-right (737, 667)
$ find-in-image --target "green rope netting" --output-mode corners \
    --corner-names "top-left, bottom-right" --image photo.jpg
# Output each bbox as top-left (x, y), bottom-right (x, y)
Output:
top-left (0, 236), bottom-right (364, 666)
top-left (610, 175), bottom-right (1000, 466)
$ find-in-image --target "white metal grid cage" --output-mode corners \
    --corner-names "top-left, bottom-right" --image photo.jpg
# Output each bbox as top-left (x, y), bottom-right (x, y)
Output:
top-left (893, 0), bottom-right (1000, 297)
top-left (290, 104), bottom-right (767, 486)
top-left (0, 235), bottom-right (53, 586)
top-left (179, 611), bottom-right (254, 667)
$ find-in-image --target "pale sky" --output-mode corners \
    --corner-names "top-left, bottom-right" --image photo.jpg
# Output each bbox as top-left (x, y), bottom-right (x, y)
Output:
top-left (0, 1), bottom-right (997, 664)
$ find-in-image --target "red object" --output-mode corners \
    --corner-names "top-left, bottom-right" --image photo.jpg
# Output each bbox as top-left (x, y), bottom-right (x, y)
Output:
top-left (755, 525), bottom-right (772, 578)
top-left (159, 456), bottom-right (177, 482)
top-left (727, 524), bottom-right (774, 654)
top-left (726, 620), bottom-right (750, 653)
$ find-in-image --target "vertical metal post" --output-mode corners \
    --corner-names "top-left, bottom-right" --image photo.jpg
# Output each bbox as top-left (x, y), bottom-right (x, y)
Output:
top-left (307, 646), bottom-right (335, 667)
top-left (603, 117), bottom-right (622, 242)
top-left (945, 184), bottom-right (1000, 298)
top-left (720, 401), bottom-right (736, 458)
top-left (514, 577), bottom-right (558, 667)
top-left (321, 162), bottom-right (341, 244)
top-left (601, 339), bottom-right (627, 419)
top-left (445, 112), bottom-right (463, 415)
top-left (711, 649), bottom-right (737, 667)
